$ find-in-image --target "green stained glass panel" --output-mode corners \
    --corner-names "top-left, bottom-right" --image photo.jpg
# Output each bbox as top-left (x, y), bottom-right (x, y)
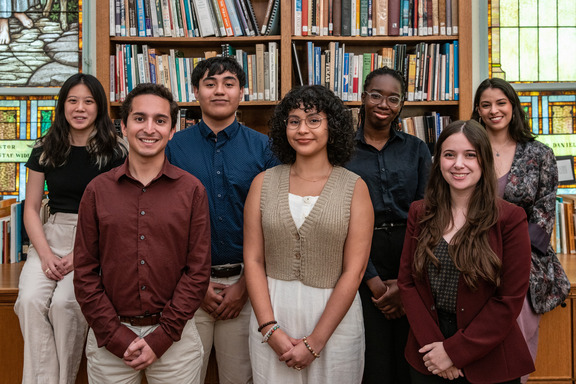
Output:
top-left (559, 29), bottom-right (576, 81)
top-left (500, 0), bottom-right (518, 26)
top-left (520, 0), bottom-right (538, 27)
top-left (501, 28), bottom-right (519, 80)
top-left (539, 28), bottom-right (557, 81)
top-left (539, 0), bottom-right (557, 27)
top-left (558, 0), bottom-right (576, 26)
top-left (519, 28), bottom-right (538, 81)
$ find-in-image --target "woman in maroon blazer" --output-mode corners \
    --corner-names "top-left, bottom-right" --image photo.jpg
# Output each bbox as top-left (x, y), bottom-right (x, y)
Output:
top-left (398, 120), bottom-right (535, 384)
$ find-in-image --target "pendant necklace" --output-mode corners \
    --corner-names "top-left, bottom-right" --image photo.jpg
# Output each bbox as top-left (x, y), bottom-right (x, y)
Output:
top-left (494, 138), bottom-right (510, 157)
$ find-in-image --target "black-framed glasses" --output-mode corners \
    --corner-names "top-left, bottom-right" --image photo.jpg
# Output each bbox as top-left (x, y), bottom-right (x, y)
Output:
top-left (284, 115), bottom-right (327, 130)
top-left (363, 92), bottom-right (403, 107)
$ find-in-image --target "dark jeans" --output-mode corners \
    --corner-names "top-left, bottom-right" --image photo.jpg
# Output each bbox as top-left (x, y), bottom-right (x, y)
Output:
top-left (362, 226), bottom-right (411, 384)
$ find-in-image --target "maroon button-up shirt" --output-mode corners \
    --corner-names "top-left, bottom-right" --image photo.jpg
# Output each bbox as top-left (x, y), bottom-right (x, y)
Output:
top-left (74, 158), bottom-right (211, 359)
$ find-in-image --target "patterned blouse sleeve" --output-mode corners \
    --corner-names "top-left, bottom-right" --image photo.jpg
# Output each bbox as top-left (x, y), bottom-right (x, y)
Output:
top-left (530, 143), bottom-right (558, 254)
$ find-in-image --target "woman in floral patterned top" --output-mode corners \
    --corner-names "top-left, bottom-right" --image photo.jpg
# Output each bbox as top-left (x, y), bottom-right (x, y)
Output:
top-left (472, 78), bottom-right (559, 383)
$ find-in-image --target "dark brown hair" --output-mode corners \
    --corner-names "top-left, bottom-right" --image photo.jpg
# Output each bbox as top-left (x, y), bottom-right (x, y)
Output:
top-left (413, 120), bottom-right (501, 289)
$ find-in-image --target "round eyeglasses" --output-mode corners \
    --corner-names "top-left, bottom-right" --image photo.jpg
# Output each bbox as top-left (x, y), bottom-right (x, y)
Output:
top-left (363, 92), bottom-right (403, 108)
top-left (284, 116), bottom-right (327, 130)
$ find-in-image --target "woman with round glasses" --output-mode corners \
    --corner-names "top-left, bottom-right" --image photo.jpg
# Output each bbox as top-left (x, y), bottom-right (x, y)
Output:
top-left (345, 66), bottom-right (432, 383)
top-left (244, 85), bottom-right (373, 383)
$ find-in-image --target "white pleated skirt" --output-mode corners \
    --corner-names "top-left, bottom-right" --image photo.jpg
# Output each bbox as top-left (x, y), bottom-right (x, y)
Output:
top-left (249, 277), bottom-right (365, 384)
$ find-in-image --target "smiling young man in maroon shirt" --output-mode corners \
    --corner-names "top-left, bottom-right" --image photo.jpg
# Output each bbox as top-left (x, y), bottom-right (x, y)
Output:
top-left (74, 83), bottom-right (211, 384)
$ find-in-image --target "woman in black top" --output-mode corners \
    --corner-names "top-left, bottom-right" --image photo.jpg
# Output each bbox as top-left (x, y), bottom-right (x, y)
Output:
top-left (14, 73), bottom-right (126, 384)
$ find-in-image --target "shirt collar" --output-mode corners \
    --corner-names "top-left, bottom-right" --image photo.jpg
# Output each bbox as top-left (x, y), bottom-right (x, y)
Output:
top-left (198, 118), bottom-right (240, 139)
top-left (355, 124), bottom-right (404, 145)
top-left (115, 156), bottom-right (183, 183)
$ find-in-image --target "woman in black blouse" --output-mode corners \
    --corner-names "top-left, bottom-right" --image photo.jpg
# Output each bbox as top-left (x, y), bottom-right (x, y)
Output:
top-left (14, 73), bottom-right (126, 384)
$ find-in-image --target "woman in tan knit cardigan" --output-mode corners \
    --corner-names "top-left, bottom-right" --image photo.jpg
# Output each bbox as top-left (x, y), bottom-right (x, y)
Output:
top-left (244, 85), bottom-right (374, 383)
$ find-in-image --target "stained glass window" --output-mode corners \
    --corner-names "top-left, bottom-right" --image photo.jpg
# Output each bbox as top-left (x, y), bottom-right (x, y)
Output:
top-left (0, 97), bottom-right (56, 201)
top-left (0, 0), bottom-right (81, 203)
top-left (0, 0), bottom-right (81, 87)
top-left (489, 0), bottom-right (576, 82)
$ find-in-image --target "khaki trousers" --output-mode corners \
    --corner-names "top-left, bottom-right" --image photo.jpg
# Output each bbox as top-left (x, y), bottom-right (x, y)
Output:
top-left (195, 273), bottom-right (253, 384)
top-left (85, 320), bottom-right (203, 384)
top-left (14, 213), bottom-right (88, 384)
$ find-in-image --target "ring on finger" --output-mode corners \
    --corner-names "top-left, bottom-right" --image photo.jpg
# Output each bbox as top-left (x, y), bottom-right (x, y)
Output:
top-left (294, 366), bottom-right (302, 371)
top-left (45, 268), bottom-right (50, 274)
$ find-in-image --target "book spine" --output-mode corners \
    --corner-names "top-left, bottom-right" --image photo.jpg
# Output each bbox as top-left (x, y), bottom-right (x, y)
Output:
top-left (128, 0), bottom-right (137, 35)
top-left (160, 0), bottom-right (172, 36)
top-left (453, 40), bottom-right (459, 100)
top-left (217, 0), bottom-right (234, 36)
top-left (314, 46), bottom-right (321, 85)
top-left (224, 0), bottom-right (244, 35)
top-left (144, 0), bottom-right (153, 35)
top-left (149, 48), bottom-right (157, 83)
top-left (341, 0), bottom-right (351, 36)
top-left (388, 0), bottom-right (400, 36)
top-left (342, 53), bottom-right (349, 101)
top-left (235, 0), bottom-right (254, 36)
top-left (171, 0), bottom-right (184, 36)
top-left (261, 0), bottom-right (275, 35)
top-left (243, 0), bottom-right (260, 35)
top-left (269, 42), bottom-right (278, 101)
top-left (294, 0), bottom-right (302, 36)
top-left (307, 41), bottom-right (314, 85)
top-left (359, 0), bottom-right (368, 36)
top-left (179, 0), bottom-right (192, 36)
top-left (193, 0), bottom-right (217, 36)
top-left (256, 44), bottom-right (265, 100)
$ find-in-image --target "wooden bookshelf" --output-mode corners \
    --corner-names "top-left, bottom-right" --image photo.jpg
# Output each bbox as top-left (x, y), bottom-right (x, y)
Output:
top-left (95, 0), bottom-right (473, 132)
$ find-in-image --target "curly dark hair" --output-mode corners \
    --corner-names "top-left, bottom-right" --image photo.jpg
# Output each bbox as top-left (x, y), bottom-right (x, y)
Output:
top-left (471, 78), bottom-right (535, 144)
top-left (268, 85), bottom-right (354, 166)
top-left (359, 66), bottom-right (406, 131)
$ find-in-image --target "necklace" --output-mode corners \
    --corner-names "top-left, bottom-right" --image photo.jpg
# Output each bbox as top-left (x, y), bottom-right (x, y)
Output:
top-left (493, 138), bottom-right (511, 157)
top-left (291, 166), bottom-right (332, 182)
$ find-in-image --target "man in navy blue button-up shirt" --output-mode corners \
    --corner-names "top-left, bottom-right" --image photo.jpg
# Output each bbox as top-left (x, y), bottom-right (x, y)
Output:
top-left (166, 57), bottom-right (278, 384)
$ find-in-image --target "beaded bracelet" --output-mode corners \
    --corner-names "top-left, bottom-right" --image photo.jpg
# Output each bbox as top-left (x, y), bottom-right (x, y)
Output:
top-left (302, 336), bottom-right (320, 358)
top-left (262, 324), bottom-right (280, 343)
top-left (257, 320), bottom-right (277, 333)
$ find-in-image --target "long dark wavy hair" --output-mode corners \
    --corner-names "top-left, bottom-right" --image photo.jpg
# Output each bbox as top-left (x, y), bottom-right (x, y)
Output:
top-left (471, 77), bottom-right (535, 144)
top-left (36, 73), bottom-right (126, 169)
top-left (268, 85), bottom-right (355, 166)
top-left (359, 66), bottom-right (406, 131)
top-left (413, 120), bottom-right (501, 290)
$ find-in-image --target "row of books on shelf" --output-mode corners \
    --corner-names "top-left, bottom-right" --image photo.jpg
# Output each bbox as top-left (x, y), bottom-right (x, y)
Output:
top-left (109, 0), bottom-right (280, 38)
top-left (0, 198), bottom-right (27, 264)
top-left (296, 41), bottom-right (459, 102)
top-left (401, 112), bottom-right (451, 149)
top-left (110, 42), bottom-right (279, 102)
top-left (295, 0), bottom-right (459, 37)
top-left (554, 195), bottom-right (576, 255)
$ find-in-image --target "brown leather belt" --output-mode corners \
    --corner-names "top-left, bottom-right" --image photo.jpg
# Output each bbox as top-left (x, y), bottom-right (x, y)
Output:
top-left (211, 264), bottom-right (242, 278)
top-left (119, 313), bottom-right (162, 326)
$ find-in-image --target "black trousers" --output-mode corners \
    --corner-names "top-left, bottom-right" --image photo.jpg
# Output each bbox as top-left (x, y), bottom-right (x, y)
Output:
top-left (362, 226), bottom-right (411, 384)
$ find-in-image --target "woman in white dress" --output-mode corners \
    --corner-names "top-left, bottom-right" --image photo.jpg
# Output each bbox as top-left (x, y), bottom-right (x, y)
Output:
top-left (244, 85), bottom-right (373, 383)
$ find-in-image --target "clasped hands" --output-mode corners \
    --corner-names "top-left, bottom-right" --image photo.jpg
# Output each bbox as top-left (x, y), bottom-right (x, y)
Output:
top-left (266, 327), bottom-right (319, 371)
top-left (420, 342), bottom-right (463, 380)
top-left (42, 251), bottom-right (74, 281)
top-left (123, 337), bottom-right (158, 370)
top-left (370, 279), bottom-right (405, 319)
top-left (201, 280), bottom-right (248, 320)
